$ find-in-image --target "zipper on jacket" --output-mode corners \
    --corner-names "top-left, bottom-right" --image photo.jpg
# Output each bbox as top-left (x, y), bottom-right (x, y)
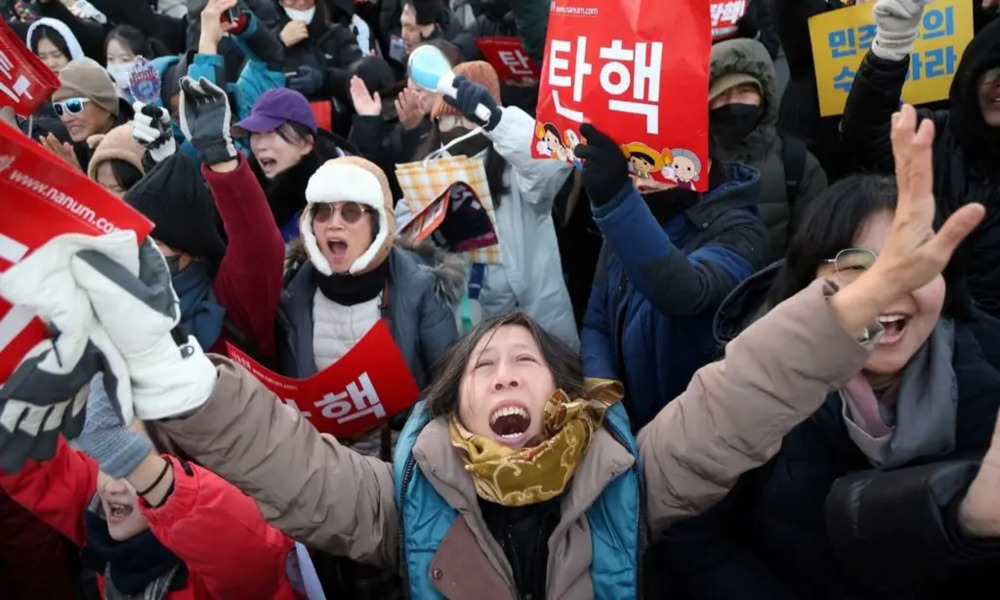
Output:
top-left (604, 420), bottom-right (646, 600)
top-left (397, 455), bottom-right (417, 594)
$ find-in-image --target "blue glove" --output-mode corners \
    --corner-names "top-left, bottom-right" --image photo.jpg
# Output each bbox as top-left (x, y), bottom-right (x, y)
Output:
top-left (287, 66), bottom-right (324, 97)
top-left (77, 374), bottom-right (152, 479)
top-left (443, 75), bottom-right (502, 131)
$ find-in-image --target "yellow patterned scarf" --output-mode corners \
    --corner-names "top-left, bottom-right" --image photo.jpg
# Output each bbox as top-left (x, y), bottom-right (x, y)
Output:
top-left (449, 379), bottom-right (623, 507)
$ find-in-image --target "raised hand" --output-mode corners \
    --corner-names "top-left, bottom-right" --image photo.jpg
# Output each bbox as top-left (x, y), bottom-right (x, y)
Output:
top-left (178, 76), bottom-right (237, 167)
top-left (350, 76), bottom-right (382, 117)
top-left (40, 133), bottom-right (82, 172)
top-left (958, 410), bottom-right (1000, 537)
top-left (132, 102), bottom-right (176, 163)
top-left (395, 86), bottom-right (426, 131)
top-left (575, 123), bottom-right (631, 207)
top-left (199, 0), bottom-right (240, 54)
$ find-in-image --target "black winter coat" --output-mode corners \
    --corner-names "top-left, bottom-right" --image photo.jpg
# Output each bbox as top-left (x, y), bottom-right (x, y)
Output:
top-left (841, 19), bottom-right (1000, 318)
top-left (271, 0), bottom-right (362, 104)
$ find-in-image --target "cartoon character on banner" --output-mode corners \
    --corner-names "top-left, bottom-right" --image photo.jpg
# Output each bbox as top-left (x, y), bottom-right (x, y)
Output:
top-left (535, 121), bottom-right (584, 168)
top-left (670, 149), bottom-right (702, 190)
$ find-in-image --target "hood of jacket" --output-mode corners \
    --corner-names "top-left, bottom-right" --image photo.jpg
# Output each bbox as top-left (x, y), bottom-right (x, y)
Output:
top-left (949, 17), bottom-right (1000, 166)
top-left (713, 259), bottom-right (782, 347)
top-left (26, 17), bottom-right (85, 62)
top-left (708, 38), bottom-right (779, 164)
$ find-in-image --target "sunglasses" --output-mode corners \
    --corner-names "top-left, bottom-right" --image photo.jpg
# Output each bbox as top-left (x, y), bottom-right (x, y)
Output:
top-left (822, 247), bottom-right (878, 284)
top-left (313, 202), bottom-right (373, 225)
top-left (53, 97), bottom-right (90, 117)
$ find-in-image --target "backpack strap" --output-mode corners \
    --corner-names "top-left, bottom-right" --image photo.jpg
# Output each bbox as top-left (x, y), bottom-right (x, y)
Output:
top-left (780, 133), bottom-right (808, 203)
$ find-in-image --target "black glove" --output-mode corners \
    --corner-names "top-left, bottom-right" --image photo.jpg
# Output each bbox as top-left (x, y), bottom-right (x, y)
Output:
top-left (178, 76), bottom-right (237, 166)
top-left (287, 65), bottom-right (325, 97)
top-left (443, 75), bottom-right (502, 131)
top-left (575, 123), bottom-right (631, 207)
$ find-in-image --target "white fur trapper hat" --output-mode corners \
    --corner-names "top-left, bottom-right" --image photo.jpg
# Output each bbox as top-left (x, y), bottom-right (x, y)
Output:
top-left (300, 157), bottom-right (396, 276)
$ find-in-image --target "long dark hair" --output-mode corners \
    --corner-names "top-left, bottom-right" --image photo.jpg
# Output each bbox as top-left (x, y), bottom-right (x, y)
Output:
top-left (105, 24), bottom-right (164, 60)
top-left (413, 124), bottom-right (510, 208)
top-left (30, 25), bottom-right (70, 56)
top-left (768, 174), bottom-right (971, 318)
top-left (423, 313), bottom-right (585, 418)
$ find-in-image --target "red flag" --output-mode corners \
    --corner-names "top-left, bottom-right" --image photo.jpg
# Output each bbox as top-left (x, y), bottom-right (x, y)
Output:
top-left (532, 0), bottom-right (712, 191)
top-left (0, 120), bottom-right (154, 383)
top-left (227, 321), bottom-right (419, 440)
top-left (476, 37), bottom-right (541, 86)
top-left (0, 20), bottom-right (60, 117)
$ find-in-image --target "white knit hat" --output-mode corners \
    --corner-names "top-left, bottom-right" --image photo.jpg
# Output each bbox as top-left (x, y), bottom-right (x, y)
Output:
top-left (300, 157), bottom-right (395, 276)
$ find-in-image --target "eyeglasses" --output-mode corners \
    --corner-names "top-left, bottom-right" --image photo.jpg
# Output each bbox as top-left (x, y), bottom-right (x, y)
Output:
top-left (313, 202), bottom-right (373, 224)
top-left (822, 248), bottom-right (878, 284)
top-left (984, 67), bottom-right (1000, 86)
top-left (53, 98), bottom-right (90, 117)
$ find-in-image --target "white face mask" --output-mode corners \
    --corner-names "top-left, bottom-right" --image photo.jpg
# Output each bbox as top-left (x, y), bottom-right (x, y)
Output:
top-left (284, 6), bottom-right (316, 24)
top-left (106, 62), bottom-right (134, 90)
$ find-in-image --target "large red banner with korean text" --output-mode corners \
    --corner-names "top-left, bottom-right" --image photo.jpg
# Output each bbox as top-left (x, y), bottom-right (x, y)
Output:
top-left (0, 20), bottom-right (60, 117)
top-left (533, 0), bottom-right (712, 191)
top-left (476, 37), bottom-right (541, 86)
top-left (0, 120), bottom-right (154, 383)
top-left (227, 321), bottom-right (420, 440)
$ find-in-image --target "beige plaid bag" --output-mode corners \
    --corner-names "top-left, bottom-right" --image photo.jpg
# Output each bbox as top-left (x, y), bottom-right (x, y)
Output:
top-left (395, 153), bottom-right (503, 265)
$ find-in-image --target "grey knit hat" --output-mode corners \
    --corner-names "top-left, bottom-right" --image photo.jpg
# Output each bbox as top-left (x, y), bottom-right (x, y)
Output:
top-left (53, 58), bottom-right (119, 117)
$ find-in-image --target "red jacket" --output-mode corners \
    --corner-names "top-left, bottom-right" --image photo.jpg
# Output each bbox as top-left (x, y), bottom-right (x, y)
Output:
top-left (204, 154), bottom-right (285, 360)
top-left (0, 439), bottom-right (298, 599)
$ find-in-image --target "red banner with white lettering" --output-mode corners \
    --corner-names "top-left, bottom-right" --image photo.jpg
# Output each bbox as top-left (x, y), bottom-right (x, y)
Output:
top-left (475, 37), bottom-right (541, 86)
top-left (532, 0), bottom-right (712, 191)
top-left (227, 321), bottom-right (420, 440)
top-left (0, 120), bottom-right (154, 383)
top-left (0, 20), bottom-right (61, 117)
top-left (711, 0), bottom-right (748, 41)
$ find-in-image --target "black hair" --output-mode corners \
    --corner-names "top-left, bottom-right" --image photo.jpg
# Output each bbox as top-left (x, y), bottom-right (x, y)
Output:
top-left (542, 123), bottom-right (562, 144)
top-left (404, 0), bottom-right (444, 26)
top-left (31, 25), bottom-right (70, 57)
top-left (423, 312), bottom-right (585, 418)
top-left (768, 174), bottom-right (972, 318)
top-left (630, 151), bottom-right (655, 165)
top-left (109, 159), bottom-right (144, 192)
top-left (104, 25), bottom-right (159, 60)
top-left (275, 121), bottom-right (317, 149)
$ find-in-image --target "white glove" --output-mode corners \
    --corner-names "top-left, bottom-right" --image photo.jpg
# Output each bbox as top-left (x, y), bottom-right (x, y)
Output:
top-left (872, 0), bottom-right (933, 61)
top-left (0, 234), bottom-right (134, 471)
top-left (132, 101), bottom-right (177, 164)
top-left (70, 232), bottom-right (217, 420)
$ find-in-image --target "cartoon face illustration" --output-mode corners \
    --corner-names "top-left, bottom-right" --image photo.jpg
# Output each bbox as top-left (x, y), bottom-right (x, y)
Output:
top-left (671, 149), bottom-right (702, 186)
top-left (542, 126), bottom-right (567, 161)
top-left (629, 152), bottom-right (657, 179)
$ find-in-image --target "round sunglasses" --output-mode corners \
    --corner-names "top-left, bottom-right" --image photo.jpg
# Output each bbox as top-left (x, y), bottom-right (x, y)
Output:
top-left (313, 202), bottom-right (374, 225)
top-left (53, 97), bottom-right (90, 118)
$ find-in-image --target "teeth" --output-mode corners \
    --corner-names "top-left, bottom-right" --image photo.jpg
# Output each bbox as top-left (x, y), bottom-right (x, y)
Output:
top-left (878, 315), bottom-right (905, 323)
top-left (490, 406), bottom-right (528, 425)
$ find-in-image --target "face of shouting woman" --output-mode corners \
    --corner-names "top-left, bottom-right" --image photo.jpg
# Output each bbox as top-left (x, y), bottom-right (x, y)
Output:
top-left (311, 201), bottom-right (376, 274)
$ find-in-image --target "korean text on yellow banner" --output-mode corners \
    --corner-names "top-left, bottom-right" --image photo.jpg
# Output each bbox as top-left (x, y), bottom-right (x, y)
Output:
top-left (808, 0), bottom-right (973, 117)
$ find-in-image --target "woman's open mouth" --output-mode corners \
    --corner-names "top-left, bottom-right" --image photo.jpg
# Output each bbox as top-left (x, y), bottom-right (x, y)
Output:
top-left (258, 157), bottom-right (278, 172)
top-left (877, 314), bottom-right (908, 345)
top-left (327, 240), bottom-right (348, 258)
top-left (489, 403), bottom-right (532, 444)
top-left (106, 502), bottom-right (134, 524)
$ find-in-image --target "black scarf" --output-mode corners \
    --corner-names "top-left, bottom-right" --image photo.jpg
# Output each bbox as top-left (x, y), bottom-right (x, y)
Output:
top-left (314, 258), bottom-right (390, 306)
top-left (256, 152), bottom-right (321, 230)
top-left (642, 160), bottom-right (731, 223)
top-left (83, 508), bottom-right (187, 596)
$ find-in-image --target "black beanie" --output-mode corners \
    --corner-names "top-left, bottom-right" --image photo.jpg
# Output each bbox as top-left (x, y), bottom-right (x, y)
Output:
top-left (124, 153), bottom-right (226, 270)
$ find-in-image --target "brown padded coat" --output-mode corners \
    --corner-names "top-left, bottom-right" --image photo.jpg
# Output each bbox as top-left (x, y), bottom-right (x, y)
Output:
top-left (158, 279), bottom-right (880, 599)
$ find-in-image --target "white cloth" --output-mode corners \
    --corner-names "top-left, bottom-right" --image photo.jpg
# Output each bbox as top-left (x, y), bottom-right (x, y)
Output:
top-left (394, 107), bottom-right (580, 350)
top-left (351, 14), bottom-right (373, 54)
top-left (26, 18), bottom-right (86, 62)
top-left (311, 291), bottom-right (380, 371)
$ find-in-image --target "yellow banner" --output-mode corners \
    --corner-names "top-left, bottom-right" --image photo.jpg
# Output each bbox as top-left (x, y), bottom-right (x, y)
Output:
top-left (808, 0), bottom-right (973, 117)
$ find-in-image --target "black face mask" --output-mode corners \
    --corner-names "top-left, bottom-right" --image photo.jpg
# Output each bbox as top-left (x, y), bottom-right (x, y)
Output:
top-left (165, 254), bottom-right (184, 276)
top-left (641, 187), bottom-right (700, 223)
top-left (440, 127), bottom-right (492, 158)
top-left (710, 103), bottom-right (762, 144)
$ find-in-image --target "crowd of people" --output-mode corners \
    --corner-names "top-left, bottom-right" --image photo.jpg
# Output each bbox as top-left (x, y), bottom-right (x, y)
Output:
top-left (0, 0), bottom-right (998, 598)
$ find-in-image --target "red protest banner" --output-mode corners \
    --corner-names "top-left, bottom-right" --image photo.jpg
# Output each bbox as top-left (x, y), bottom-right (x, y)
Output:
top-left (711, 0), bottom-right (748, 41)
top-left (532, 0), bottom-right (712, 191)
top-left (0, 20), bottom-right (61, 117)
top-left (0, 120), bottom-right (154, 383)
top-left (227, 321), bottom-right (420, 440)
top-left (476, 37), bottom-right (541, 86)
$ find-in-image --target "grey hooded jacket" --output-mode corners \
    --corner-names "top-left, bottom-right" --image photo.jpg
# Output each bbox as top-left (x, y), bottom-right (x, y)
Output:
top-left (709, 38), bottom-right (828, 259)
